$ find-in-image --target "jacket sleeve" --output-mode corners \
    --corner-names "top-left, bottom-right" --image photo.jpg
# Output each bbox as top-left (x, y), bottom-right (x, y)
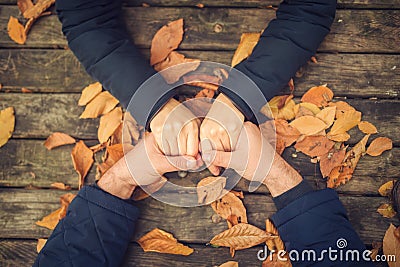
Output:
top-left (33, 185), bottom-right (140, 267)
top-left (270, 189), bottom-right (375, 266)
top-left (56, 0), bottom-right (174, 127)
top-left (220, 0), bottom-right (337, 121)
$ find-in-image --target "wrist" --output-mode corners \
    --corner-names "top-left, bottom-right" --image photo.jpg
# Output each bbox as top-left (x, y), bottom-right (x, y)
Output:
top-left (97, 172), bottom-right (137, 199)
top-left (216, 94), bottom-right (245, 122)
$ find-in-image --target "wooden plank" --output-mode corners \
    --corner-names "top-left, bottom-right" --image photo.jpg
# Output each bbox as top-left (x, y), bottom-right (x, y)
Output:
top-left (0, 7), bottom-right (399, 53)
top-left (0, 189), bottom-right (395, 244)
top-left (0, 49), bottom-right (399, 98)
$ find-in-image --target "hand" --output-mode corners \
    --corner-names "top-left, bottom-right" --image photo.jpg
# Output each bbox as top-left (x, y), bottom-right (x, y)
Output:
top-left (98, 133), bottom-right (203, 199)
top-left (202, 122), bottom-right (302, 196)
top-left (200, 94), bottom-right (245, 175)
top-left (150, 98), bottom-right (200, 157)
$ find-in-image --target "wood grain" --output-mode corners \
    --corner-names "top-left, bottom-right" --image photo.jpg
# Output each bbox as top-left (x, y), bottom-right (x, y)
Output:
top-left (0, 7), bottom-right (399, 53)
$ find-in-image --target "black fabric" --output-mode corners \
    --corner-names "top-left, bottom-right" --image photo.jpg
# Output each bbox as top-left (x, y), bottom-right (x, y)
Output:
top-left (272, 179), bottom-right (314, 210)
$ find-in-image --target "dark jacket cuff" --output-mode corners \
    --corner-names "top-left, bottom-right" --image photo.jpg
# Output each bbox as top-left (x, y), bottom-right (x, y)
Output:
top-left (272, 179), bottom-right (314, 210)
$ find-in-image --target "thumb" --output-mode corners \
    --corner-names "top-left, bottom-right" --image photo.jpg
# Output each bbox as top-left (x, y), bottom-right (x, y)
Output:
top-left (159, 155), bottom-right (199, 173)
top-left (202, 150), bottom-right (232, 169)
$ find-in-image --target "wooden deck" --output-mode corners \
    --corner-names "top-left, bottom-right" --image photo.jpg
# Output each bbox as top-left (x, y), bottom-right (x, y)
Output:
top-left (0, 0), bottom-right (399, 266)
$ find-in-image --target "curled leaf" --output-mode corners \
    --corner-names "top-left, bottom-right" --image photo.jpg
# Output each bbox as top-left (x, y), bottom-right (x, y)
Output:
top-left (0, 107), bottom-right (15, 148)
top-left (211, 191), bottom-right (247, 224)
top-left (301, 86), bottom-right (334, 107)
top-left (78, 82), bottom-right (103, 106)
top-left (197, 176), bottom-right (226, 204)
top-left (231, 33), bottom-right (261, 67)
top-left (23, 0), bottom-right (55, 19)
top-left (50, 182), bottom-right (72, 190)
top-left (71, 141), bottom-right (94, 189)
top-left (80, 91), bottom-right (119, 119)
top-left (366, 137), bottom-right (393, 156)
top-left (289, 116), bottom-right (327, 136)
top-left (44, 132), bottom-right (76, 150)
top-left (358, 121), bottom-right (378, 134)
top-left (98, 107), bottom-right (122, 143)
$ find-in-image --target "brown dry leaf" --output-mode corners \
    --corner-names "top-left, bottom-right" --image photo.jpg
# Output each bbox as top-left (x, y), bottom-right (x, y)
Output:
top-left (78, 82), bottom-right (103, 106)
top-left (289, 116), bottom-right (327, 136)
top-left (137, 228), bottom-right (193, 255)
top-left (383, 224), bottom-right (400, 267)
top-left (195, 89), bottom-right (215, 98)
top-left (294, 102), bottom-right (321, 117)
top-left (23, 0), bottom-right (55, 19)
top-left (98, 144), bottom-right (133, 176)
top-left (8, 16), bottom-right (26, 45)
top-left (377, 203), bottom-right (396, 218)
top-left (18, 0), bottom-right (34, 13)
top-left (366, 137), bottom-right (393, 157)
top-left (98, 107), bottom-right (122, 143)
top-left (89, 142), bottom-right (108, 153)
top-left (150, 19), bottom-right (184, 65)
top-left (71, 141), bottom-right (94, 189)
top-left (274, 119), bottom-right (301, 148)
top-left (58, 193), bottom-right (76, 219)
top-left (294, 136), bottom-right (335, 158)
top-left (36, 238), bottom-right (47, 253)
top-left (358, 121), bottom-right (378, 134)
top-left (44, 132), bottom-right (76, 150)
top-left (231, 32), bottom-right (261, 67)
top-left (50, 182), bottom-right (71, 190)
top-left (80, 91), bottom-right (119, 119)
top-left (328, 101), bottom-right (356, 119)
top-left (327, 132), bottom-right (350, 142)
top-left (210, 223), bottom-right (274, 250)
top-left (211, 191), bottom-right (248, 224)
top-left (36, 207), bottom-right (63, 230)
top-left (378, 181), bottom-right (395, 197)
top-left (197, 176), bottom-right (226, 204)
top-left (132, 177), bottom-right (168, 201)
top-left (122, 112), bottom-right (141, 145)
top-left (288, 78), bottom-right (295, 93)
top-left (183, 74), bottom-right (221, 85)
top-left (154, 51), bottom-right (200, 84)
top-left (0, 107), bottom-right (15, 148)
top-left (316, 106), bottom-right (336, 128)
top-left (264, 95), bottom-right (296, 121)
top-left (319, 147), bottom-right (346, 178)
top-left (218, 261), bottom-right (239, 267)
top-left (265, 219), bottom-right (285, 252)
top-left (301, 86), bottom-right (334, 107)
top-left (21, 87), bottom-right (32, 93)
top-left (327, 110), bottom-right (361, 140)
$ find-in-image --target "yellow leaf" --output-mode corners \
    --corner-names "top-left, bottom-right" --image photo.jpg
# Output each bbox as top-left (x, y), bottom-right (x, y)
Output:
top-left (7, 16), bottom-right (26, 44)
top-left (98, 107), bottom-right (122, 143)
top-left (316, 106), bottom-right (336, 128)
top-left (231, 33), bottom-right (261, 67)
top-left (0, 107), bottom-right (15, 148)
top-left (378, 181), bottom-right (395, 197)
top-left (78, 82), bottom-right (103, 106)
top-left (137, 228), bottom-right (193, 255)
top-left (327, 132), bottom-right (350, 142)
top-left (328, 110), bottom-right (361, 137)
top-left (366, 137), bottom-right (393, 157)
top-left (36, 239), bottom-right (47, 253)
top-left (50, 182), bottom-right (71, 190)
top-left (211, 191), bottom-right (247, 224)
top-left (328, 101), bottom-right (356, 119)
top-left (197, 176), bottom-right (226, 204)
top-left (294, 102), bottom-right (321, 116)
top-left (71, 141), bottom-right (94, 189)
top-left (219, 261), bottom-right (239, 267)
top-left (358, 121), bottom-right (378, 134)
top-left (377, 203), bottom-right (396, 218)
top-left (210, 223), bottom-right (274, 250)
top-left (44, 132), bottom-right (76, 150)
top-left (80, 91), bottom-right (119, 119)
top-left (289, 116), bottom-right (327, 136)
top-left (301, 86), bottom-right (334, 107)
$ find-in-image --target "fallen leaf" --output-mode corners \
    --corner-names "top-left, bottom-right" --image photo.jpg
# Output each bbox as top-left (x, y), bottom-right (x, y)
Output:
top-left (370, 242), bottom-right (382, 262)
top-left (89, 142), bottom-right (108, 153)
top-left (377, 203), bottom-right (396, 218)
top-left (288, 78), bottom-right (295, 93)
top-left (328, 101), bottom-right (356, 119)
top-left (327, 132), bottom-right (350, 142)
top-left (36, 207), bottom-right (63, 230)
top-left (267, 95), bottom-right (296, 121)
top-left (183, 74), bottom-right (221, 85)
top-left (274, 119), bottom-right (301, 148)
top-left (262, 253), bottom-right (292, 267)
top-left (18, 0), bottom-right (34, 14)
top-left (211, 191), bottom-right (247, 224)
top-left (58, 193), bottom-right (76, 219)
top-left (197, 176), bottom-right (226, 204)
top-left (310, 56), bottom-right (318, 64)
top-left (327, 110), bottom-right (361, 140)
top-left (98, 144), bottom-right (133, 176)
top-left (210, 223), bottom-right (274, 250)
top-left (132, 177), bottom-right (168, 201)
top-left (294, 136), bottom-right (335, 158)
top-left (319, 146), bottom-right (346, 178)
top-left (36, 239), bottom-right (47, 253)
top-left (289, 116), bottom-right (327, 136)
top-left (301, 86), bottom-right (333, 107)
top-left (44, 132), bottom-right (76, 150)
top-left (98, 107), bottom-right (122, 143)
top-left (150, 19), bottom-right (184, 65)
top-left (265, 219), bottom-right (285, 252)
top-left (7, 16), bottom-right (26, 44)
top-left (231, 32), bottom-right (261, 67)
top-left (23, 0), bottom-right (55, 20)
top-left (0, 107), bottom-right (15, 148)
top-left (383, 224), bottom-right (400, 267)
top-left (122, 112), bottom-right (141, 145)
top-left (294, 102), bottom-right (321, 116)
top-left (316, 106), bottom-right (336, 128)
top-left (80, 91), bottom-right (119, 119)
top-left (358, 121), bottom-right (378, 134)
top-left (71, 141), bottom-right (94, 189)
top-left (378, 181), bottom-right (395, 197)
top-left (21, 87), bottom-right (32, 93)
top-left (78, 82), bottom-right (103, 106)
top-left (195, 89), bottom-right (215, 98)
top-left (137, 228), bottom-right (193, 255)
top-left (219, 261), bottom-right (239, 267)
top-left (366, 137), bottom-right (393, 156)
top-left (50, 182), bottom-right (71, 190)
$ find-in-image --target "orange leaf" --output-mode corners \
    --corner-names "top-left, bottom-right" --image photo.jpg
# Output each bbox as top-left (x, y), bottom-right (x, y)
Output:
top-left (23, 0), bottom-right (55, 20)
top-left (18, 0), bottom-right (34, 14)
top-left (210, 223), bottom-right (274, 250)
top-left (327, 132), bottom-right (350, 142)
top-left (154, 51), bottom-right (200, 84)
top-left (197, 176), bottom-right (226, 204)
top-left (71, 141), bottom-right (94, 189)
top-left (218, 261), bottom-right (239, 267)
top-left (231, 32), bottom-right (261, 67)
top-left (328, 101), bottom-right (356, 119)
top-left (195, 88), bottom-right (215, 98)
top-left (21, 87), bottom-right (32, 93)
top-left (294, 102), bottom-right (321, 117)
top-left (7, 16), bottom-right (26, 45)
top-left (80, 91), bottom-right (119, 119)
top-left (137, 228), bottom-right (193, 255)
top-left (289, 116), bottom-right (327, 136)
top-left (377, 203), bottom-right (397, 219)
top-left (0, 107), bottom-right (15, 148)
top-left (378, 181), bottom-right (395, 197)
top-left (44, 132), bottom-right (76, 150)
top-left (122, 112), bottom-right (141, 145)
top-left (358, 121), bottom-right (378, 134)
top-left (328, 110), bottom-right (361, 138)
top-left (98, 107), bottom-right (122, 143)
top-left (50, 182), bottom-right (71, 190)
top-left (36, 239), bottom-right (47, 253)
top-left (301, 86), bottom-right (333, 107)
top-left (183, 74), bottom-right (221, 85)
top-left (274, 119), bottom-right (301, 147)
top-left (78, 82), bottom-right (103, 106)
top-left (211, 191), bottom-right (248, 224)
top-left (383, 224), bottom-right (400, 267)
top-left (319, 147), bottom-right (346, 178)
top-left (150, 19), bottom-right (184, 65)
top-left (294, 136), bottom-right (335, 158)
top-left (35, 207), bottom-right (63, 230)
top-left (132, 177), bottom-right (167, 201)
top-left (316, 106), bottom-right (336, 128)
top-left (366, 137), bottom-right (393, 156)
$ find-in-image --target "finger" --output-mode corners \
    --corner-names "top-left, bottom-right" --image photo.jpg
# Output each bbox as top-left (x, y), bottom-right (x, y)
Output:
top-left (203, 150), bottom-right (232, 168)
top-left (178, 128), bottom-right (188, 156)
top-left (161, 135), bottom-right (171, 155)
top-left (168, 136), bottom-right (179, 156)
top-left (186, 126), bottom-right (199, 157)
top-left (200, 138), bottom-right (214, 154)
top-left (219, 129), bottom-right (231, 151)
top-left (208, 164), bottom-right (221, 176)
top-left (160, 155), bottom-right (198, 173)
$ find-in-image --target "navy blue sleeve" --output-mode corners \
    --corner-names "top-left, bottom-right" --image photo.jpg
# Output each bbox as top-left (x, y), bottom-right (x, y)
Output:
top-left (33, 185), bottom-right (140, 267)
top-left (270, 189), bottom-right (374, 266)
top-left (56, 0), bottom-right (174, 127)
top-left (220, 0), bottom-right (337, 121)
